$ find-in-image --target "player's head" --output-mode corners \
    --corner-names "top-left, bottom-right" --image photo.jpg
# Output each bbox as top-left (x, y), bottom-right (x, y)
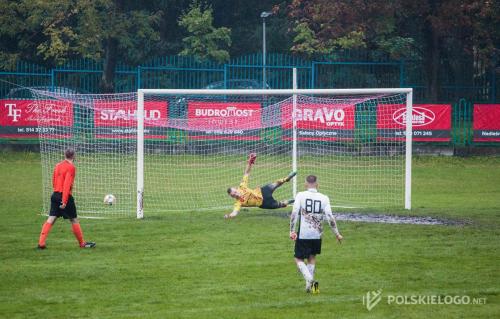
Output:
top-left (227, 187), bottom-right (240, 199)
top-left (305, 175), bottom-right (318, 188)
top-left (65, 148), bottom-right (75, 160)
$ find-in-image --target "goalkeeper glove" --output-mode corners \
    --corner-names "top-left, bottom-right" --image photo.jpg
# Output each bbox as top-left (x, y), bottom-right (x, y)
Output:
top-left (248, 153), bottom-right (257, 165)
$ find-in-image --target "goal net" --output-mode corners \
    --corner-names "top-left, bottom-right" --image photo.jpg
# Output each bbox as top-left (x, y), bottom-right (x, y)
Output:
top-left (32, 88), bottom-right (412, 218)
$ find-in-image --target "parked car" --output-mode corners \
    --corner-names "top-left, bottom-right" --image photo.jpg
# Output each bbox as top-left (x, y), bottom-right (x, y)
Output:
top-left (204, 79), bottom-right (271, 90)
top-left (170, 79), bottom-right (272, 117)
top-left (3, 86), bottom-right (86, 99)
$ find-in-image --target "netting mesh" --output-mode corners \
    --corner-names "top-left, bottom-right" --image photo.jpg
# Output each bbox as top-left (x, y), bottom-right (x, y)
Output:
top-left (32, 89), bottom-right (408, 217)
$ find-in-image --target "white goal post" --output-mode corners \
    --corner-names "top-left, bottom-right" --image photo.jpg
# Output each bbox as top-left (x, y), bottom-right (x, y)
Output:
top-left (136, 88), bottom-right (413, 219)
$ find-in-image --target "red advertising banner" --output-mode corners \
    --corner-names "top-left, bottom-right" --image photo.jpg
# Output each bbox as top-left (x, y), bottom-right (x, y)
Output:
top-left (377, 104), bottom-right (451, 142)
top-left (94, 100), bottom-right (168, 139)
top-left (0, 99), bottom-right (73, 138)
top-left (473, 104), bottom-right (500, 142)
top-left (281, 103), bottom-right (356, 141)
top-left (187, 101), bottom-right (261, 140)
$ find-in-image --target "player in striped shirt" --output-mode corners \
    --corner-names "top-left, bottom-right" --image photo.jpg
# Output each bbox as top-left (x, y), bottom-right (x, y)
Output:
top-left (37, 149), bottom-right (95, 249)
top-left (289, 175), bottom-right (343, 293)
top-left (225, 153), bottom-right (296, 219)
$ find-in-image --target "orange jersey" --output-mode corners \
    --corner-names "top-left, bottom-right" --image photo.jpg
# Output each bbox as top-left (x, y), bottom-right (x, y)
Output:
top-left (233, 175), bottom-right (263, 212)
top-left (52, 160), bottom-right (76, 205)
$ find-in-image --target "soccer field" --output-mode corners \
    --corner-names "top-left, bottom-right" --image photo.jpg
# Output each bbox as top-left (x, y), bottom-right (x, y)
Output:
top-left (0, 152), bottom-right (499, 318)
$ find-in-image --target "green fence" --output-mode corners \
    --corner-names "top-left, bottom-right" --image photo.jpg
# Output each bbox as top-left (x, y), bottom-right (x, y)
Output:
top-left (1, 53), bottom-right (498, 148)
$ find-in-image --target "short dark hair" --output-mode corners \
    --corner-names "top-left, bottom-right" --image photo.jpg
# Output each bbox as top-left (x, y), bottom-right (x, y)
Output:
top-left (65, 148), bottom-right (75, 159)
top-left (306, 175), bottom-right (317, 184)
top-left (227, 187), bottom-right (232, 194)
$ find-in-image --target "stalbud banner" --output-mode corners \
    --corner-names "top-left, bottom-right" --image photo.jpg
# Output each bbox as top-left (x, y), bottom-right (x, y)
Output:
top-left (473, 104), bottom-right (500, 142)
top-left (281, 103), bottom-right (356, 141)
top-left (377, 104), bottom-right (451, 142)
top-left (94, 100), bottom-right (168, 139)
top-left (187, 101), bottom-right (262, 140)
top-left (0, 99), bottom-right (73, 138)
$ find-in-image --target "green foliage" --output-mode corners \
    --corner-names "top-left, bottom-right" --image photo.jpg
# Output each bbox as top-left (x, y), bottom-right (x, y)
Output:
top-left (0, 0), bottom-right (162, 67)
top-left (178, 1), bottom-right (231, 63)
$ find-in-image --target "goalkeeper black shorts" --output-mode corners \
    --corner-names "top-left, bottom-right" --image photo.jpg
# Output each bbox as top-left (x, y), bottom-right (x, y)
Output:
top-left (49, 192), bottom-right (77, 219)
top-left (294, 239), bottom-right (322, 259)
top-left (259, 184), bottom-right (281, 209)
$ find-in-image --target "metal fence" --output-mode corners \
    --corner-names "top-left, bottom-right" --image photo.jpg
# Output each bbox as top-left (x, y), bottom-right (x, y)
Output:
top-left (1, 53), bottom-right (498, 147)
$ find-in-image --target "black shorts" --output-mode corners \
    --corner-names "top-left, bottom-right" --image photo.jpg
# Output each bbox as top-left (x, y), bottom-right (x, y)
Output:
top-left (49, 192), bottom-right (77, 219)
top-left (259, 184), bottom-right (281, 209)
top-left (294, 239), bottom-right (322, 259)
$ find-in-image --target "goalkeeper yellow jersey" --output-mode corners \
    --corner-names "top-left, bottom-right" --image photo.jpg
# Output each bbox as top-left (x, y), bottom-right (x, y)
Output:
top-left (233, 175), bottom-right (263, 212)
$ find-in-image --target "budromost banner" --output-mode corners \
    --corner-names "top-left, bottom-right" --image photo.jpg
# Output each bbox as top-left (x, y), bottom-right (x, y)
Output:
top-left (187, 101), bottom-right (262, 140)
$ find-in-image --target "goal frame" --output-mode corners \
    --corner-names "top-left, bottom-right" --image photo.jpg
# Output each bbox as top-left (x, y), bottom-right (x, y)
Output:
top-left (136, 88), bottom-right (413, 219)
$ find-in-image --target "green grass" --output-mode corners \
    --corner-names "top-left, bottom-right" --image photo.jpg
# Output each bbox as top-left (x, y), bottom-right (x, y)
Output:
top-left (0, 152), bottom-right (499, 318)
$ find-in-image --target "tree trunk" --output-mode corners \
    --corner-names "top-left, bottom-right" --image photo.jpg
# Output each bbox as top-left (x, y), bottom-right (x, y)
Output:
top-left (100, 38), bottom-right (118, 93)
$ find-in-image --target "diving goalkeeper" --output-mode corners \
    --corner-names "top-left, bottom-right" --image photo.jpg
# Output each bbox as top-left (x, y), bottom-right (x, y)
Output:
top-left (225, 153), bottom-right (296, 219)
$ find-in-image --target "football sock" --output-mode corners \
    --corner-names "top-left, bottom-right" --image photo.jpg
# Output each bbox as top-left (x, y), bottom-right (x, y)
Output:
top-left (38, 222), bottom-right (53, 247)
top-left (71, 223), bottom-right (85, 246)
top-left (297, 261), bottom-right (313, 282)
top-left (307, 264), bottom-right (316, 279)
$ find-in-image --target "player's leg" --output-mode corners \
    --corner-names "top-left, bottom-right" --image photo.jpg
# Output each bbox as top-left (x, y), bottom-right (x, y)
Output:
top-left (294, 239), bottom-right (314, 292)
top-left (38, 215), bottom-right (57, 249)
top-left (69, 218), bottom-right (96, 248)
top-left (66, 196), bottom-right (95, 248)
top-left (38, 193), bottom-right (61, 249)
top-left (295, 257), bottom-right (314, 292)
top-left (307, 255), bottom-right (319, 294)
top-left (268, 171), bottom-right (297, 192)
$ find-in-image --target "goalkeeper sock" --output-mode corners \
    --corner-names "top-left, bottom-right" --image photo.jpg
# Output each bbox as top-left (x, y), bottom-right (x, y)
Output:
top-left (307, 264), bottom-right (316, 280)
top-left (38, 222), bottom-right (53, 247)
top-left (297, 261), bottom-right (313, 282)
top-left (71, 223), bottom-right (85, 246)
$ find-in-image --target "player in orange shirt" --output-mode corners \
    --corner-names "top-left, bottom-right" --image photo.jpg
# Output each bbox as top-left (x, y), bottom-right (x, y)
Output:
top-left (37, 149), bottom-right (95, 249)
top-left (225, 153), bottom-right (296, 219)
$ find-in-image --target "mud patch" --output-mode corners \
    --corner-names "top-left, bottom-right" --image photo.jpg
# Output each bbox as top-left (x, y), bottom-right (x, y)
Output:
top-left (251, 210), bottom-right (466, 226)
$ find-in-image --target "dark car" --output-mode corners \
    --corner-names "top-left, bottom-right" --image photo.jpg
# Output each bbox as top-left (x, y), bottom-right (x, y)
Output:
top-left (3, 86), bottom-right (86, 99)
top-left (204, 79), bottom-right (270, 90)
top-left (170, 79), bottom-right (272, 117)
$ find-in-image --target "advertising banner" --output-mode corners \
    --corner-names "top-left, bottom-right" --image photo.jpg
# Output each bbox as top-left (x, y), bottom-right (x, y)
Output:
top-left (187, 101), bottom-right (261, 140)
top-left (377, 104), bottom-right (451, 142)
top-left (281, 103), bottom-right (356, 141)
top-left (94, 100), bottom-right (168, 139)
top-left (0, 99), bottom-right (73, 138)
top-left (473, 104), bottom-right (500, 142)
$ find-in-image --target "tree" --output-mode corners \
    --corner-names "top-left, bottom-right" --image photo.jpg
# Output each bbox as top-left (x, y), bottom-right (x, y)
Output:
top-left (0, 0), bottom-right (162, 92)
top-left (178, 1), bottom-right (231, 63)
top-left (286, 0), bottom-right (414, 58)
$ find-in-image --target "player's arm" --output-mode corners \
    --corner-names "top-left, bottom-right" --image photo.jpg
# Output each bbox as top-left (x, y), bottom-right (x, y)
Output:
top-left (225, 201), bottom-right (241, 219)
top-left (60, 166), bottom-right (75, 208)
top-left (324, 199), bottom-right (342, 243)
top-left (244, 153), bottom-right (256, 176)
top-left (289, 194), bottom-right (300, 240)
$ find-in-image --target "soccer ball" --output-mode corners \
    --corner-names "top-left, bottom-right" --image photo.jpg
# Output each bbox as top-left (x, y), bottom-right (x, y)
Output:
top-left (104, 194), bottom-right (116, 205)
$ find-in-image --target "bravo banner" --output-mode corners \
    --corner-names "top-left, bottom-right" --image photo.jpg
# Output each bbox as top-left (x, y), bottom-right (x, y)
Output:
top-left (377, 104), bottom-right (451, 141)
top-left (281, 103), bottom-right (356, 141)
top-left (94, 100), bottom-right (168, 139)
top-left (473, 104), bottom-right (500, 142)
top-left (0, 99), bottom-right (73, 138)
top-left (187, 101), bottom-right (262, 140)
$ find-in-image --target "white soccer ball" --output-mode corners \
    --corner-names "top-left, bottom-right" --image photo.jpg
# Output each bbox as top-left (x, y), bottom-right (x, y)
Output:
top-left (104, 194), bottom-right (116, 205)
